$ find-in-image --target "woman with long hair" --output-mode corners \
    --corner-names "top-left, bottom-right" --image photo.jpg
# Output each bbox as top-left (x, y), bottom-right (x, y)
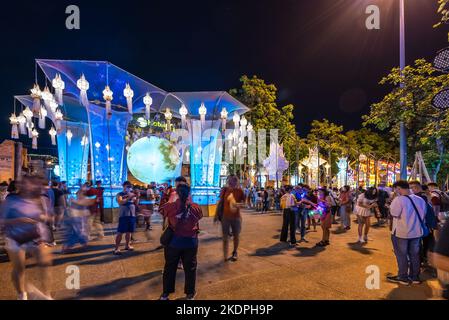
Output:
top-left (355, 187), bottom-right (379, 243)
top-left (159, 183), bottom-right (203, 300)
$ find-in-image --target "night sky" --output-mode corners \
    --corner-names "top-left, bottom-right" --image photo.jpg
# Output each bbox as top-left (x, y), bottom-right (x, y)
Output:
top-left (0, 0), bottom-right (447, 155)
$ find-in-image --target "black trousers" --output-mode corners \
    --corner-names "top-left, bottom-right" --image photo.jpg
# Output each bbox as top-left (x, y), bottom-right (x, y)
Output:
top-left (163, 245), bottom-right (198, 295)
top-left (280, 208), bottom-right (296, 244)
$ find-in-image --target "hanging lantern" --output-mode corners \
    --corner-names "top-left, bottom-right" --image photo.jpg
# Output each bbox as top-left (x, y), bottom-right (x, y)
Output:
top-left (77, 74), bottom-right (90, 107)
top-left (143, 93), bottom-right (153, 120)
top-left (54, 109), bottom-right (63, 131)
top-left (199, 102), bottom-right (207, 127)
top-left (66, 129), bottom-right (73, 146)
top-left (23, 106), bottom-right (33, 125)
top-left (240, 115), bottom-right (248, 137)
top-left (17, 114), bottom-right (26, 135)
top-left (49, 127), bottom-right (57, 145)
top-left (31, 129), bottom-right (39, 149)
top-left (52, 73), bottom-right (65, 105)
top-left (81, 135), bottom-right (89, 146)
top-left (220, 107), bottom-right (228, 132)
top-left (179, 104), bottom-right (188, 128)
top-left (27, 122), bottom-right (34, 138)
top-left (247, 122), bottom-right (254, 140)
top-left (123, 83), bottom-right (134, 114)
top-left (49, 99), bottom-right (58, 114)
top-left (9, 114), bottom-right (19, 139)
top-left (232, 113), bottom-right (240, 141)
top-left (103, 85), bottom-right (113, 120)
top-left (164, 108), bottom-right (173, 131)
top-left (41, 86), bottom-right (53, 110)
top-left (30, 84), bottom-right (42, 113)
top-left (38, 107), bottom-right (47, 129)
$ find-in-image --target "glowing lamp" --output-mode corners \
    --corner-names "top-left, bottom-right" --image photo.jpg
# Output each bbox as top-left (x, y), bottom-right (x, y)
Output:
top-left (30, 83), bottom-right (42, 113)
top-left (103, 85), bottom-right (113, 119)
top-left (179, 104), bottom-right (188, 128)
top-left (198, 102), bottom-right (207, 126)
top-left (143, 93), bottom-right (152, 120)
top-left (49, 127), bottom-right (57, 145)
top-left (9, 113), bottom-right (19, 139)
top-left (123, 83), bottom-right (134, 114)
top-left (77, 74), bottom-right (90, 107)
top-left (52, 73), bottom-right (65, 105)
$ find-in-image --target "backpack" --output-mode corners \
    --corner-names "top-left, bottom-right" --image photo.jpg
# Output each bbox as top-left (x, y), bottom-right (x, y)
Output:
top-left (424, 203), bottom-right (438, 230)
top-left (432, 190), bottom-right (449, 212)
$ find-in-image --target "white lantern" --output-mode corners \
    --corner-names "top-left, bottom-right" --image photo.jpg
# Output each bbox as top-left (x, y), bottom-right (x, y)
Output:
top-left (23, 106), bottom-right (33, 125)
top-left (31, 129), bottom-right (39, 149)
top-left (103, 85), bottom-right (113, 119)
top-left (9, 114), bottom-right (19, 139)
top-left (52, 73), bottom-right (65, 105)
top-left (179, 104), bottom-right (188, 128)
top-left (143, 93), bottom-right (152, 120)
top-left (66, 129), bottom-right (73, 146)
top-left (164, 108), bottom-right (173, 131)
top-left (123, 83), bottom-right (134, 114)
top-left (240, 115), bottom-right (248, 137)
top-left (41, 86), bottom-right (53, 109)
top-left (220, 107), bottom-right (228, 132)
top-left (199, 102), bottom-right (207, 127)
top-left (17, 114), bottom-right (26, 135)
top-left (49, 127), bottom-right (57, 145)
top-left (77, 74), bottom-right (90, 107)
top-left (54, 109), bottom-right (63, 131)
top-left (247, 122), bottom-right (254, 140)
top-left (81, 135), bottom-right (89, 146)
top-left (30, 84), bottom-right (42, 113)
top-left (95, 142), bottom-right (101, 149)
top-left (233, 112), bottom-right (240, 131)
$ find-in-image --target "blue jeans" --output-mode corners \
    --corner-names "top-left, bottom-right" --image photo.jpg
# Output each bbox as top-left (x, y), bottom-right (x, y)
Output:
top-left (391, 235), bottom-right (421, 281)
top-left (296, 208), bottom-right (308, 239)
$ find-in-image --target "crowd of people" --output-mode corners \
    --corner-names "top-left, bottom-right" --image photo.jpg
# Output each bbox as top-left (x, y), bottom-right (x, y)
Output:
top-left (1, 174), bottom-right (449, 300)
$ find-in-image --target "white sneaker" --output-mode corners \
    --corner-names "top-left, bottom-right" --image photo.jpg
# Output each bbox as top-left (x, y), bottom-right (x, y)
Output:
top-left (359, 237), bottom-right (365, 243)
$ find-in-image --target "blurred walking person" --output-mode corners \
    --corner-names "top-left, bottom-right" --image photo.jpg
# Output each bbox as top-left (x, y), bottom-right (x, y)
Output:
top-left (339, 186), bottom-right (352, 231)
top-left (355, 187), bottom-right (379, 243)
top-left (0, 175), bottom-right (53, 300)
top-left (113, 181), bottom-right (138, 255)
top-left (280, 186), bottom-right (298, 246)
top-left (215, 175), bottom-right (245, 262)
top-left (159, 184), bottom-right (203, 300)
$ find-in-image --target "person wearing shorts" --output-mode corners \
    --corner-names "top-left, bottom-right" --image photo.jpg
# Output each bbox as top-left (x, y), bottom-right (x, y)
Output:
top-left (216, 175), bottom-right (245, 262)
top-left (113, 181), bottom-right (137, 255)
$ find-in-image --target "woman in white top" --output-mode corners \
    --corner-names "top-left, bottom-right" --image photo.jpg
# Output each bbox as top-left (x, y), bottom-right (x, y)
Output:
top-left (356, 187), bottom-right (379, 243)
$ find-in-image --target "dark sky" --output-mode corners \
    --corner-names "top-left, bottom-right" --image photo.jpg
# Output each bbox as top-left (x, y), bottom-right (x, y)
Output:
top-left (0, 0), bottom-right (447, 154)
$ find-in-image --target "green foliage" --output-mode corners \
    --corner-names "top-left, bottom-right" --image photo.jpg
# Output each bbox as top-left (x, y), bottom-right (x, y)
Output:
top-left (159, 140), bottom-right (177, 171)
top-left (363, 59), bottom-right (449, 181)
top-left (230, 75), bottom-right (306, 167)
top-left (434, 0), bottom-right (449, 40)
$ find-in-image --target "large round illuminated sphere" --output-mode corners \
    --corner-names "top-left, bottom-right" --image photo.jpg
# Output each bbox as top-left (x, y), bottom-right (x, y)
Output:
top-left (127, 136), bottom-right (180, 184)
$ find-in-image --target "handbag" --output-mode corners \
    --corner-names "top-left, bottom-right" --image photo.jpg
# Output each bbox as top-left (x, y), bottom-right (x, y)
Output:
top-left (6, 222), bottom-right (40, 245)
top-left (160, 226), bottom-right (174, 246)
top-left (405, 195), bottom-right (430, 237)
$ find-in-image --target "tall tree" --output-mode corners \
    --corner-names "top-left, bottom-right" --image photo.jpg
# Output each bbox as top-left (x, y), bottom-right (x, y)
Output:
top-left (230, 75), bottom-right (305, 168)
top-left (363, 59), bottom-right (449, 182)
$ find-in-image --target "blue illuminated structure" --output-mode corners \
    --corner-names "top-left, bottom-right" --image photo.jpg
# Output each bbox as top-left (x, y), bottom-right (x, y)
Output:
top-left (14, 60), bottom-right (249, 210)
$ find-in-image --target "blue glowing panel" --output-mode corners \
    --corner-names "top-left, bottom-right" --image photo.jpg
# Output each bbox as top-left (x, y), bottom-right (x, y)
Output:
top-left (127, 136), bottom-right (182, 184)
top-left (190, 120), bottom-right (223, 205)
top-left (87, 104), bottom-right (131, 188)
top-left (57, 122), bottom-right (89, 187)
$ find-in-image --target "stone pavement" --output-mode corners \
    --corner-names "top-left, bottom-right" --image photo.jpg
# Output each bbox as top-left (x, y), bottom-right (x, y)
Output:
top-left (0, 209), bottom-right (444, 300)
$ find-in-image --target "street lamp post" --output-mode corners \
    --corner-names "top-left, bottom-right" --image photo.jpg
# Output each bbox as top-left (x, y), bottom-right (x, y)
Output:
top-left (399, 0), bottom-right (407, 180)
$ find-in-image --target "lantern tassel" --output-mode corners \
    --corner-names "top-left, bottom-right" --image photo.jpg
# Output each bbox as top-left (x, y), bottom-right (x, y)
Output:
top-left (39, 115), bottom-right (46, 129)
top-left (80, 90), bottom-right (89, 107)
top-left (55, 89), bottom-right (63, 105)
top-left (32, 98), bottom-right (41, 114)
top-left (145, 106), bottom-right (150, 121)
top-left (11, 124), bottom-right (18, 139)
top-left (51, 134), bottom-right (56, 146)
top-left (127, 98), bottom-right (133, 114)
top-left (19, 122), bottom-right (26, 135)
top-left (106, 101), bottom-right (112, 120)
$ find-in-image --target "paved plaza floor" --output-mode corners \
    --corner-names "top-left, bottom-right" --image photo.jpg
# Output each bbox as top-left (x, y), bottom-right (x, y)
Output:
top-left (0, 210), bottom-right (444, 300)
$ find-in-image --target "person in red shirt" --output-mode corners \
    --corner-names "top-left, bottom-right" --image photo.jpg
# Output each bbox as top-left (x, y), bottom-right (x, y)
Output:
top-left (159, 183), bottom-right (202, 300)
top-left (215, 175), bottom-right (245, 262)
